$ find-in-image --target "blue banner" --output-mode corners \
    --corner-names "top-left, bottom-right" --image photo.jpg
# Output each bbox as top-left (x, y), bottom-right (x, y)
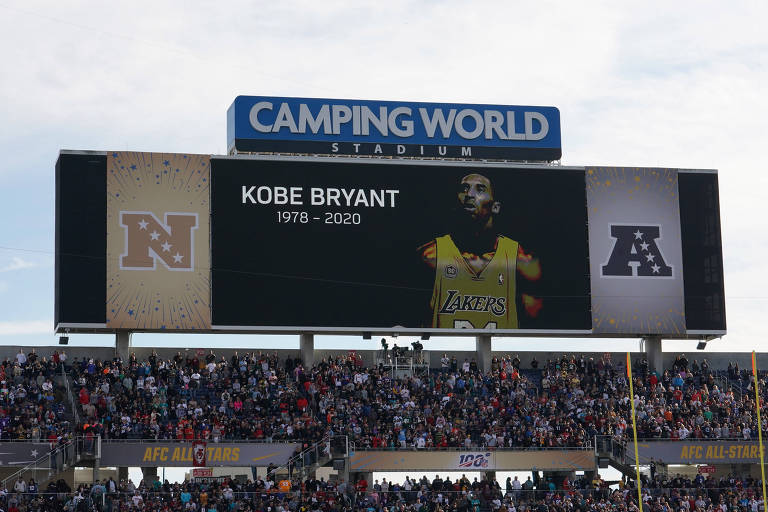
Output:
top-left (227, 96), bottom-right (561, 160)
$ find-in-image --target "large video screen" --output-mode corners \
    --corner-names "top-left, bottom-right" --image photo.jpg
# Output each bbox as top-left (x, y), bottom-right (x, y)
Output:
top-left (210, 158), bottom-right (591, 332)
top-left (55, 152), bottom-right (726, 337)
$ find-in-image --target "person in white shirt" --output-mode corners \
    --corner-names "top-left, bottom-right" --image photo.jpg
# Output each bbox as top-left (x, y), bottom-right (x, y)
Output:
top-left (13, 477), bottom-right (26, 493)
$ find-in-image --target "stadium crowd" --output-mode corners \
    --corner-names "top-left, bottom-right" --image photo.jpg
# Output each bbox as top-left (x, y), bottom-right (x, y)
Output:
top-left (60, 350), bottom-right (768, 450)
top-left (0, 349), bottom-right (72, 442)
top-left (0, 472), bottom-right (765, 512)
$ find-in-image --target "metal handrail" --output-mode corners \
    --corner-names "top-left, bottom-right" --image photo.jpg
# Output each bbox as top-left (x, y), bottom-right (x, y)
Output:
top-left (61, 364), bottom-right (80, 430)
top-left (614, 436), bottom-right (762, 442)
top-left (94, 438), bottom-right (301, 444)
top-left (267, 435), bottom-right (345, 479)
top-left (353, 444), bottom-right (593, 452)
top-left (267, 435), bottom-right (329, 479)
top-left (0, 440), bottom-right (75, 491)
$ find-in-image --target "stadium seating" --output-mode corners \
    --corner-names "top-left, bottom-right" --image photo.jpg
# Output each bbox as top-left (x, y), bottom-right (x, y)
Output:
top-left (61, 351), bottom-right (768, 449)
top-left (0, 350), bottom-right (71, 442)
top-left (0, 472), bottom-right (763, 512)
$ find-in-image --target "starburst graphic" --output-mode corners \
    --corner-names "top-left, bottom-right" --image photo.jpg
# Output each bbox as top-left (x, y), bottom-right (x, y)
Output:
top-left (106, 152), bottom-right (211, 330)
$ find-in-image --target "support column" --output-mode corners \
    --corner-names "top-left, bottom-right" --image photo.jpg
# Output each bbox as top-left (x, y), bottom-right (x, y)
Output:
top-left (300, 333), bottom-right (315, 368)
top-left (115, 331), bottom-right (131, 363)
top-left (93, 435), bottom-right (102, 483)
top-left (476, 335), bottom-right (492, 374)
top-left (141, 466), bottom-right (158, 486)
top-left (643, 336), bottom-right (663, 375)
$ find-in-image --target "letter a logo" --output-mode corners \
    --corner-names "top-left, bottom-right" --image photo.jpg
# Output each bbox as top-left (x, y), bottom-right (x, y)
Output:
top-left (601, 225), bottom-right (672, 277)
top-left (120, 211), bottom-right (197, 271)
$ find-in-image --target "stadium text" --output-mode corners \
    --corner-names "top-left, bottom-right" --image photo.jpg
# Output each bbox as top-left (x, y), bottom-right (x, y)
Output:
top-left (242, 186), bottom-right (400, 207)
top-left (249, 102), bottom-right (549, 141)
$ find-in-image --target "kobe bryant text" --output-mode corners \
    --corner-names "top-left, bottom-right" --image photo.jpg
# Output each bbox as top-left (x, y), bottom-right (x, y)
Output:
top-left (241, 186), bottom-right (400, 208)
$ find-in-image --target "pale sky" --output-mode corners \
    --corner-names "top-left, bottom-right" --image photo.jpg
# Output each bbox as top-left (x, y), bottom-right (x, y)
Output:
top-left (0, 1), bottom-right (766, 353)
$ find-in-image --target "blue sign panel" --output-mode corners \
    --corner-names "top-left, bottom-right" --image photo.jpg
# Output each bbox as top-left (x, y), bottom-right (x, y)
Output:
top-left (227, 96), bottom-right (561, 161)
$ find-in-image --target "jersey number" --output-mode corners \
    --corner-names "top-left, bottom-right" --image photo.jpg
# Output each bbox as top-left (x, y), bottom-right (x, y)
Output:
top-left (453, 320), bottom-right (498, 330)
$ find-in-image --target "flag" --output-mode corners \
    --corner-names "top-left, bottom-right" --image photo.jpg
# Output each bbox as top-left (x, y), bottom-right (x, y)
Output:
top-left (192, 441), bottom-right (206, 467)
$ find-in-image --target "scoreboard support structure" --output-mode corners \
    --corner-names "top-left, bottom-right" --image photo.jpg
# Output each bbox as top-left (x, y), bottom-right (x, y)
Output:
top-left (301, 333), bottom-right (315, 368)
top-left (116, 332), bottom-right (131, 363)
top-left (476, 335), bottom-right (492, 373)
top-left (643, 336), bottom-right (663, 374)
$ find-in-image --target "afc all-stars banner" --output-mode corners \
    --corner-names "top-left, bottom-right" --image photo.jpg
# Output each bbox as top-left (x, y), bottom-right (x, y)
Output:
top-left (106, 152), bottom-right (211, 330)
top-left (587, 167), bottom-right (685, 334)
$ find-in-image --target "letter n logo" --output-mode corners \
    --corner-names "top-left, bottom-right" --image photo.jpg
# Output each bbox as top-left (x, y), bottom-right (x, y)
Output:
top-left (119, 211), bottom-right (197, 271)
top-left (601, 225), bottom-right (672, 278)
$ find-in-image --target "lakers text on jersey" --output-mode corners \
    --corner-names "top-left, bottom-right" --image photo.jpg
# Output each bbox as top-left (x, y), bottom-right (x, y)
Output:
top-left (430, 235), bottom-right (518, 329)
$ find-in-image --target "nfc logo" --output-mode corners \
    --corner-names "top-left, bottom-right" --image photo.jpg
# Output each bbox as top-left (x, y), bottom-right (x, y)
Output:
top-left (601, 224), bottom-right (673, 278)
top-left (119, 211), bottom-right (198, 271)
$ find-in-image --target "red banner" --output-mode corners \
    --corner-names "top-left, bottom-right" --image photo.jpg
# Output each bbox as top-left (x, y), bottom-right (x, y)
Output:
top-left (192, 441), bottom-right (207, 467)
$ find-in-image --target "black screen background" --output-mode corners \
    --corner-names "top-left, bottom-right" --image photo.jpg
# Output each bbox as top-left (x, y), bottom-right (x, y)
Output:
top-left (679, 172), bottom-right (727, 332)
top-left (55, 153), bottom-right (107, 327)
top-left (210, 158), bottom-right (591, 330)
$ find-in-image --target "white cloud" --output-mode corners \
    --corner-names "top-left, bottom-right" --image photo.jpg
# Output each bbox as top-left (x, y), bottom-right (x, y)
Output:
top-left (0, 320), bottom-right (52, 336)
top-left (0, 257), bottom-right (38, 273)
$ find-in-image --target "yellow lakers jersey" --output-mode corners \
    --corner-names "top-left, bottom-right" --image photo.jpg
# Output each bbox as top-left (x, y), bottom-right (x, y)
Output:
top-left (430, 235), bottom-right (518, 329)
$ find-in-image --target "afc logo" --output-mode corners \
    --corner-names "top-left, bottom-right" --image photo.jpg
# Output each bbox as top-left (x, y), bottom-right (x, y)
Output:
top-left (119, 211), bottom-right (198, 271)
top-left (601, 225), bottom-right (673, 278)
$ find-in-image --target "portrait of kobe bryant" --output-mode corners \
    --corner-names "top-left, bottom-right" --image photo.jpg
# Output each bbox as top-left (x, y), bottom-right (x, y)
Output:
top-left (417, 173), bottom-right (543, 330)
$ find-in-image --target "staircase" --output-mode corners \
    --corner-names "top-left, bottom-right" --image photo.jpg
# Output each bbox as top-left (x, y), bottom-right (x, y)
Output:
top-left (0, 440), bottom-right (77, 491)
top-left (268, 435), bottom-right (346, 481)
top-left (594, 435), bottom-right (638, 479)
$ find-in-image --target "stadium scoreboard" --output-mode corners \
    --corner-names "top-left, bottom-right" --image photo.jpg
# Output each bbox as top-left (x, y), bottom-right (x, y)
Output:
top-left (55, 151), bottom-right (726, 338)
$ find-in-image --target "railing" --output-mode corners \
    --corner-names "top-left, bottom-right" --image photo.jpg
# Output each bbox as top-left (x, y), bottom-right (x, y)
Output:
top-left (0, 440), bottom-right (75, 491)
top-left (97, 438), bottom-right (299, 444)
top-left (61, 363), bottom-right (81, 432)
top-left (354, 444), bottom-right (593, 452)
top-left (1, 486), bottom-right (764, 510)
top-left (75, 435), bottom-right (101, 460)
top-left (376, 349), bottom-right (430, 376)
top-left (267, 435), bottom-right (347, 480)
